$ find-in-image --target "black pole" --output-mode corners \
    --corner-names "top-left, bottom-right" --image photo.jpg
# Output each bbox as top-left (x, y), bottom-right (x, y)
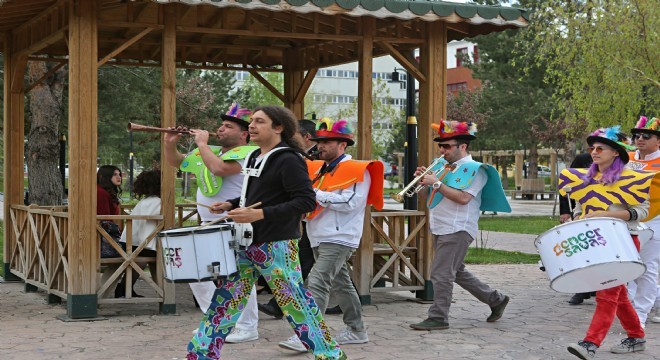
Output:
top-left (129, 130), bottom-right (134, 198)
top-left (59, 134), bottom-right (66, 189)
top-left (404, 68), bottom-right (418, 210)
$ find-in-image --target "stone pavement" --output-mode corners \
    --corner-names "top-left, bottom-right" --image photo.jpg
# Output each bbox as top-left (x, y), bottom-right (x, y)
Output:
top-left (1, 261), bottom-right (658, 360)
top-left (2, 199), bottom-right (659, 359)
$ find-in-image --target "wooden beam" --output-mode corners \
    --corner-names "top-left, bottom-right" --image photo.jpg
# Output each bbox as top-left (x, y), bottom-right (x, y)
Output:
top-left (14, 0), bottom-right (67, 34)
top-left (98, 27), bottom-right (153, 66)
top-left (379, 41), bottom-right (426, 83)
top-left (25, 62), bottom-right (66, 93)
top-left (15, 28), bottom-right (67, 58)
top-left (294, 68), bottom-right (318, 104)
top-left (176, 25), bottom-right (362, 42)
top-left (67, 0), bottom-right (99, 305)
top-left (160, 4), bottom-right (178, 310)
top-left (248, 69), bottom-right (286, 103)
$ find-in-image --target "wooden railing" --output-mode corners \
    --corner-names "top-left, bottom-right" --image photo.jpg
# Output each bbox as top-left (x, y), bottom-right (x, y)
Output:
top-left (6, 203), bottom-right (202, 307)
top-left (352, 209), bottom-right (428, 298)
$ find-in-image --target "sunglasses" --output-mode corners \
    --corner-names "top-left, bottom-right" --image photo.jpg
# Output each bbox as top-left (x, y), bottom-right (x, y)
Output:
top-left (588, 146), bottom-right (612, 154)
top-left (438, 143), bottom-right (459, 150)
top-left (632, 133), bottom-right (654, 140)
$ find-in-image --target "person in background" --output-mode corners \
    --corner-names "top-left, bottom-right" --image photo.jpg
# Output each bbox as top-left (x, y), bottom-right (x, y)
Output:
top-left (626, 116), bottom-right (660, 329)
top-left (559, 152), bottom-right (596, 305)
top-left (115, 169), bottom-right (161, 298)
top-left (559, 126), bottom-right (648, 359)
top-left (164, 103), bottom-right (260, 343)
top-left (97, 165), bottom-right (125, 259)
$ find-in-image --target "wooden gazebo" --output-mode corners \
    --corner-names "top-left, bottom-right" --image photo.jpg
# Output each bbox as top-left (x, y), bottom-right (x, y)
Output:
top-left (1, 0), bottom-right (528, 319)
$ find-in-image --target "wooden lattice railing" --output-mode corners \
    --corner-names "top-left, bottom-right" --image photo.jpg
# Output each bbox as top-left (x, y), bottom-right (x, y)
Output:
top-left (6, 203), bottom-right (202, 305)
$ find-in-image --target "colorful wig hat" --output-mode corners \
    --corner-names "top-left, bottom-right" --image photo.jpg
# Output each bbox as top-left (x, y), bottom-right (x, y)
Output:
top-left (220, 103), bottom-right (251, 129)
top-left (586, 125), bottom-right (634, 164)
top-left (432, 119), bottom-right (477, 142)
top-left (310, 118), bottom-right (355, 146)
top-left (631, 116), bottom-right (660, 137)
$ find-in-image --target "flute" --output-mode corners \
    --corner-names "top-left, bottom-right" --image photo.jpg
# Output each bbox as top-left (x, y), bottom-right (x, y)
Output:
top-left (127, 122), bottom-right (217, 137)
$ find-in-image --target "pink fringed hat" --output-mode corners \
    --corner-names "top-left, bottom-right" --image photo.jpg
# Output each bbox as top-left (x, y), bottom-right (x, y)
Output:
top-left (630, 116), bottom-right (660, 137)
top-left (310, 118), bottom-right (355, 146)
top-left (432, 119), bottom-right (477, 142)
top-left (220, 103), bottom-right (252, 129)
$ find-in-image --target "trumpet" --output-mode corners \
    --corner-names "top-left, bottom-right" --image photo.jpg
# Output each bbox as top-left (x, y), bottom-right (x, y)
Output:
top-left (127, 122), bottom-right (218, 137)
top-left (392, 157), bottom-right (446, 203)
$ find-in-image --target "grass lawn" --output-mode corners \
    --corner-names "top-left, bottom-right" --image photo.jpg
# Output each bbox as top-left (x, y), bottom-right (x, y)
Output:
top-left (479, 215), bottom-right (559, 235)
top-left (466, 247), bottom-right (539, 264)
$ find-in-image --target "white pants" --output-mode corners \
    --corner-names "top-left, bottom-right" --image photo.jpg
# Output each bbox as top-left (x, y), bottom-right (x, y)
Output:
top-left (189, 282), bottom-right (259, 331)
top-left (627, 236), bottom-right (660, 324)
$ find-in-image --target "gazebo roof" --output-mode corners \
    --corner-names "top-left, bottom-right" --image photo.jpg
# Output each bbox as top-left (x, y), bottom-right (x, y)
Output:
top-left (1, 0), bottom-right (528, 71)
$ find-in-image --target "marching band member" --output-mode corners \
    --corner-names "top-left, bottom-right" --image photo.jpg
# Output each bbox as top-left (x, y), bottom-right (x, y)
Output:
top-left (626, 116), bottom-right (660, 328)
top-left (164, 103), bottom-right (260, 343)
top-left (279, 118), bottom-right (384, 351)
top-left (560, 126), bottom-right (652, 359)
top-left (409, 119), bottom-right (511, 331)
top-left (188, 106), bottom-right (347, 360)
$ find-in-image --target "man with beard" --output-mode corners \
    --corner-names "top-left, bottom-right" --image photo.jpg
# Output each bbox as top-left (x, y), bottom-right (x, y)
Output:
top-left (164, 103), bottom-right (259, 343)
top-left (278, 118), bottom-right (384, 351)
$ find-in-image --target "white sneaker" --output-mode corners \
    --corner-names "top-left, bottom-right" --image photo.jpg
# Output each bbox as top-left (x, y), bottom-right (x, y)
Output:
top-left (651, 308), bottom-right (660, 323)
top-left (278, 335), bottom-right (307, 352)
top-left (335, 326), bottom-right (368, 345)
top-left (225, 328), bottom-right (259, 343)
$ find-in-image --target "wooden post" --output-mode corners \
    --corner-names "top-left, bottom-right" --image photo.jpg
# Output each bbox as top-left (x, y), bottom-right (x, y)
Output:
top-left (3, 34), bottom-right (27, 281)
top-left (160, 4), bottom-right (177, 314)
top-left (515, 152), bottom-right (523, 189)
top-left (66, 0), bottom-right (99, 319)
top-left (284, 50), bottom-right (304, 119)
top-left (550, 152), bottom-right (557, 190)
top-left (415, 21), bottom-right (446, 301)
top-left (352, 17), bottom-right (375, 305)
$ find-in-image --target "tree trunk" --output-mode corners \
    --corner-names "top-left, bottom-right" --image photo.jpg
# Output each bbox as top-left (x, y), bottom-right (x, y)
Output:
top-left (26, 61), bottom-right (66, 206)
top-left (528, 143), bottom-right (539, 179)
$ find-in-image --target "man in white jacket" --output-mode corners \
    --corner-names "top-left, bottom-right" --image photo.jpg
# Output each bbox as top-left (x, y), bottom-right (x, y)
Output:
top-left (279, 118), bottom-right (384, 352)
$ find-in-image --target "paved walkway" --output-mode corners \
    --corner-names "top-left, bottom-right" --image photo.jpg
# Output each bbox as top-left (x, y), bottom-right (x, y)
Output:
top-left (4, 197), bottom-right (659, 359)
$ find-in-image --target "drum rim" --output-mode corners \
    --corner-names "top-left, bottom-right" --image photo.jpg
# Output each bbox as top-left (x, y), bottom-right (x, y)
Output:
top-left (534, 216), bottom-right (627, 246)
top-left (549, 260), bottom-right (646, 293)
top-left (157, 224), bottom-right (233, 237)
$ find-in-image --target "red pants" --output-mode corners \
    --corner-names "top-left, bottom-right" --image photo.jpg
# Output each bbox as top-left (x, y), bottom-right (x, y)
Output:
top-left (584, 235), bottom-right (645, 346)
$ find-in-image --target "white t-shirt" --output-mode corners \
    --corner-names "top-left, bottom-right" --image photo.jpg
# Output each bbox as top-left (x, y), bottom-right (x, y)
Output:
top-left (196, 156), bottom-right (245, 222)
top-left (429, 155), bottom-right (487, 240)
top-left (119, 196), bottom-right (161, 250)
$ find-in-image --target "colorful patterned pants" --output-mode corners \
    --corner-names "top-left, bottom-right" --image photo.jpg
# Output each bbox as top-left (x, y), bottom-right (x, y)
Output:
top-left (186, 239), bottom-right (346, 360)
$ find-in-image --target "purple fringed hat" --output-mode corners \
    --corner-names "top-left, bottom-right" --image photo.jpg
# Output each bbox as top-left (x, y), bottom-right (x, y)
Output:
top-left (586, 125), bottom-right (634, 164)
top-left (310, 117), bottom-right (355, 146)
top-left (220, 103), bottom-right (252, 129)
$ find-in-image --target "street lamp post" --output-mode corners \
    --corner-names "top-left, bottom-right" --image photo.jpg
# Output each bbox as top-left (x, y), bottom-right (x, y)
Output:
top-left (392, 66), bottom-right (418, 210)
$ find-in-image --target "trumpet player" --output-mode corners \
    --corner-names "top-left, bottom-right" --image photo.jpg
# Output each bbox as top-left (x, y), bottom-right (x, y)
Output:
top-left (409, 119), bottom-right (511, 331)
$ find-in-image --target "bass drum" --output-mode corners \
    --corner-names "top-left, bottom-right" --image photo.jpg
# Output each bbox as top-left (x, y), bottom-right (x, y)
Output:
top-left (535, 217), bottom-right (645, 293)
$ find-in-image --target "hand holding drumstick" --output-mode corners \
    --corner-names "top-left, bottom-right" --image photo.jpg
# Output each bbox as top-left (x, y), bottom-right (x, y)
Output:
top-left (206, 201), bottom-right (263, 225)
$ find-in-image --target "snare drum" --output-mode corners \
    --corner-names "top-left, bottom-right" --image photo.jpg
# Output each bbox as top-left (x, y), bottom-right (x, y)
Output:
top-left (535, 217), bottom-right (646, 293)
top-left (158, 224), bottom-right (237, 282)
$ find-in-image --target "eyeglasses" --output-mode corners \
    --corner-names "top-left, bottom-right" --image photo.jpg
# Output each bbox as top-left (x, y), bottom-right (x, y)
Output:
top-left (438, 143), bottom-right (459, 150)
top-left (588, 146), bottom-right (612, 154)
top-left (633, 133), bottom-right (654, 140)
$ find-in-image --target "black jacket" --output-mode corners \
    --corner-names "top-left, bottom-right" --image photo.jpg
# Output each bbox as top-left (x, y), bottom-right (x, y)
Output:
top-left (229, 142), bottom-right (316, 243)
top-left (559, 153), bottom-right (593, 215)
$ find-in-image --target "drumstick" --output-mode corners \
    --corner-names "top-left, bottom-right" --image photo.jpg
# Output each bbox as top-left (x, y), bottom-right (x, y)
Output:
top-left (183, 199), bottom-right (213, 209)
top-left (198, 202), bottom-right (263, 229)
